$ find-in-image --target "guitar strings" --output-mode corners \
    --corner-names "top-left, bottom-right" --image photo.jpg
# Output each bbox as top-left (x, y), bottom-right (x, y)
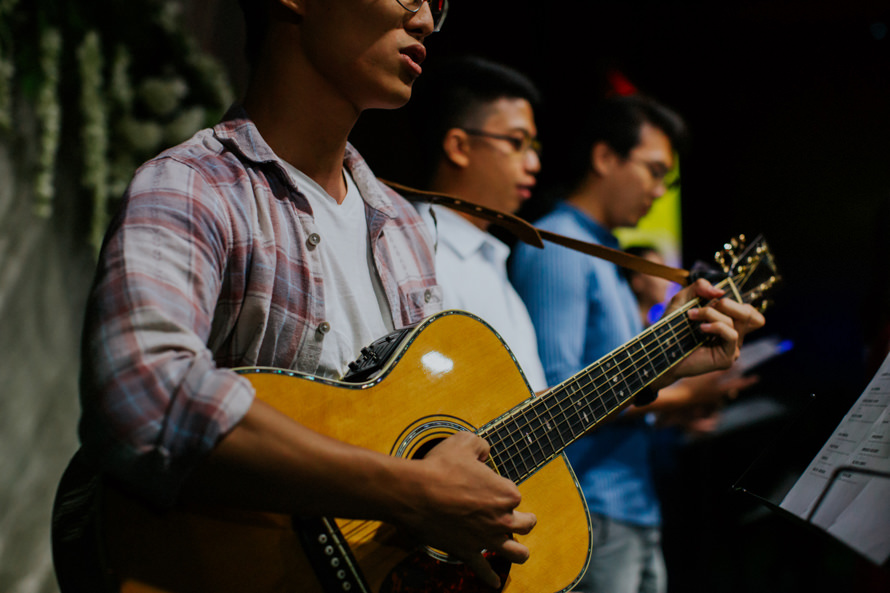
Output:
top-left (484, 269), bottom-right (756, 464)
top-left (497, 312), bottom-right (705, 480)
top-left (326, 275), bottom-right (765, 546)
top-left (485, 277), bottom-right (763, 483)
top-left (331, 311), bottom-right (704, 545)
top-left (480, 305), bottom-right (697, 480)
top-left (485, 310), bottom-right (700, 482)
top-left (309, 248), bottom-right (770, 548)
top-left (487, 280), bottom-right (763, 482)
top-left (487, 282), bottom-right (757, 481)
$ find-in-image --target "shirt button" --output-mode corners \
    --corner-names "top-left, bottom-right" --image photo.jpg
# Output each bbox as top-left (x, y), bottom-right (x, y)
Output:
top-left (317, 321), bottom-right (331, 335)
top-left (307, 233), bottom-right (322, 249)
top-left (424, 289), bottom-right (432, 303)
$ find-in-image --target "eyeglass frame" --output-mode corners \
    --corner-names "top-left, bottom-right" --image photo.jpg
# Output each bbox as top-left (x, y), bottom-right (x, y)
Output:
top-left (460, 128), bottom-right (543, 156)
top-left (396, 0), bottom-right (449, 33)
top-left (625, 156), bottom-right (680, 190)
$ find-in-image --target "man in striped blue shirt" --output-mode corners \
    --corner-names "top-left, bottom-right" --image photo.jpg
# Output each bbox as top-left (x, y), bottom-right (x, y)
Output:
top-left (511, 95), bottom-right (730, 593)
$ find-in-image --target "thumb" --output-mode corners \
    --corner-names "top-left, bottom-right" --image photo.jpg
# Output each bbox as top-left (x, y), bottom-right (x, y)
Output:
top-left (463, 553), bottom-right (501, 589)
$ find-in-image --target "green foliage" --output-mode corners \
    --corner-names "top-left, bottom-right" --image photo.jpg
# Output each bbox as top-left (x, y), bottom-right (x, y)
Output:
top-left (2, 0), bottom-right (235, 253)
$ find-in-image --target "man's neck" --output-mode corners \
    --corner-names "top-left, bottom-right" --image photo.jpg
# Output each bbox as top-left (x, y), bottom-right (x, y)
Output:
top-left (429, 176), bottom-right (491, 232)
top-left (242, 42), bottom-right (361, 203)
top-left (565, 175), bottom-right (614, 231)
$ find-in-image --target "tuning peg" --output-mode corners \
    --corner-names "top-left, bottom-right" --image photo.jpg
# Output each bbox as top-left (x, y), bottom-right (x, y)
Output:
top-left (714, 251), bottom-right (730, 273)
top-left (758, 300), bottom-right (773, 313)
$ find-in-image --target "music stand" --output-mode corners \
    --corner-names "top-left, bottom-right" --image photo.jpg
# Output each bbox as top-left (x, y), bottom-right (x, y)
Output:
top-left (732, 352), bottom-right (890, 569)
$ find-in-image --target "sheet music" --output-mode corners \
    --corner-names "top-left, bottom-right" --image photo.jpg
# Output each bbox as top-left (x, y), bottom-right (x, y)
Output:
top-left (780, 352), bottom-right (890, 564)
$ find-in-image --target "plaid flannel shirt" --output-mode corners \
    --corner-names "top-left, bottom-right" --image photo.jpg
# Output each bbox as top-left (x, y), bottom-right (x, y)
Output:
top-left (79, 106), bottom-right (441, 504)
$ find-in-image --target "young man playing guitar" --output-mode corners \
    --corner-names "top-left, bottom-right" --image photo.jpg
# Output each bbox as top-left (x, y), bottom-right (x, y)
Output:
top-left (60, 2), bottom-right (764, 592)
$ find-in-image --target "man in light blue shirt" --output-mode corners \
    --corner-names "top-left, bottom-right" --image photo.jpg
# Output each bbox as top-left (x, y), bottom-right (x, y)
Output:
top-left (512, 95), bottom-right (692, 593)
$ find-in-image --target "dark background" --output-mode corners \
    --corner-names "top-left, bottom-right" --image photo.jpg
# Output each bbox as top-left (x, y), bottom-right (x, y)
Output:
top-left (349, 0), bottom-right (890, 398)
top-left (184, 1), bottom-right (890, 591)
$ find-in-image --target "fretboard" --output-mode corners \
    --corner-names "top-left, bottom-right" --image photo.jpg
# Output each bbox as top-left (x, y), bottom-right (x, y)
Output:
top-left (480, 302), bottom-right (704, 485)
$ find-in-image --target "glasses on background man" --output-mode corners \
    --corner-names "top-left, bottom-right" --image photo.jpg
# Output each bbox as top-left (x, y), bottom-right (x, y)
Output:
top-left (461, 128), bottom-right (543, 157)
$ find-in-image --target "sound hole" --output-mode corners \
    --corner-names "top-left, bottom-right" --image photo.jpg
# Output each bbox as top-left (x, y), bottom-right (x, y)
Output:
top-left (411, 438), bottom-right (444, 460)
top-left (383, 435), bottom-right (512, 592)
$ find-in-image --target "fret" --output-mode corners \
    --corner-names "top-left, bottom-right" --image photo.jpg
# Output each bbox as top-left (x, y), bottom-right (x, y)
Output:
top-left (622, 341), bottom-right (651, 394)
top-left (679, 315), bottom-right (701, 351)
top-left (606, 347), bottom-right (637, 405)
top-left (578, 367), bottom-right (608, 420)
top-left (547, 385), bottom-right (578, 442)
top-left (501, 420), bottom-right (533, 481)
top-left (530, 397), bottom-right (567, 454)
top-left (473, 236), bottom-right (777, 487)
top-left (559, 379), bottom-right (589, 436)
top-left (593, 358), bottom-right (621, 412)
top-left (516, 407), bottom-right (549, 468)
top-left (653, 316), bottom-right (686, 371)
top-left (484, 309), bottom-right (711, 485)
top-left (488, 422), bottom-right (517, 455)
top-left (487, 417), bottom-right (524, 480)
top-left (636, 329), bottom-right (665, 380)
top-left (650, 326), bottom-right (675, 377)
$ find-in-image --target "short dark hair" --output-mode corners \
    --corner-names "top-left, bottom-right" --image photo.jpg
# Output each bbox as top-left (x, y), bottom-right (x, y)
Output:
top-left (409, 55), bottom-right (541, 185)
top-left (567, 95), bottom-right (688, 189)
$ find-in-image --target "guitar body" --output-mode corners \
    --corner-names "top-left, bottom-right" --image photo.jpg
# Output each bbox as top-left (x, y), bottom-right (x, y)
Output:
top-left (63, 311), bottom-right (591, 593)
top-left (57, 235), bottom-right (779, 593)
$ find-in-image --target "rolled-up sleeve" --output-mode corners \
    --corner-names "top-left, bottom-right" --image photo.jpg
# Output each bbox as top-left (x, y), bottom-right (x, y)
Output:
top-left (77, 113), bottom-right (439, 507)
top-left (79, 157), bottom-right (254, 506)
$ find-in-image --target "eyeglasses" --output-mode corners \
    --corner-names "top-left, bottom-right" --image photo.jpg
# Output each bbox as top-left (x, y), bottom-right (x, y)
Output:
top-left (462, 128), bottom-right (543, 156)
top-left (627, 156), bottom-right (680, 190)
top-left (396, 0), bottom-right (449, 33)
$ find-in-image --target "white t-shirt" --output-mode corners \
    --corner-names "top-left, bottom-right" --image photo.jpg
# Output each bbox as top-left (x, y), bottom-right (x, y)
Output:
top-left (418, 204), bottom-right (548, 392)
top-left (283, 163), bottom-right (392, 379)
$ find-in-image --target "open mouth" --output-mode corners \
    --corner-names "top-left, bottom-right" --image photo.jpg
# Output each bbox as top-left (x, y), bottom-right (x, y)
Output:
top-left (400, 45), bottom-right (426, 76)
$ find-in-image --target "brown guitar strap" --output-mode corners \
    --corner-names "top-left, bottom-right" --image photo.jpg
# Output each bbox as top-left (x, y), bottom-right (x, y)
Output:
top-left (380, 179), bottom-right (692, 286)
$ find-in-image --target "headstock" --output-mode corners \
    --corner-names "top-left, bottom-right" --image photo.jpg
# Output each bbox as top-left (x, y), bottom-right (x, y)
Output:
top-left (714, 235), bottom-right (780, 313)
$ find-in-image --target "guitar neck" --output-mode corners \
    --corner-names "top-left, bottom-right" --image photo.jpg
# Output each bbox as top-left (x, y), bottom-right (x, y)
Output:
top-left (480, 298), bottom-right (708, 485)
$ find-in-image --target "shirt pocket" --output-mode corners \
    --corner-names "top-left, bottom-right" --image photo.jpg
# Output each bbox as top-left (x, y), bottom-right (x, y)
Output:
top-left (404, 285), bottom-right (443, 321)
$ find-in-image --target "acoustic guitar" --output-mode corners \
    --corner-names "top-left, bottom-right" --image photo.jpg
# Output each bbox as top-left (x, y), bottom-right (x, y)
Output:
top-left (52, 236), bottom-right (778, 593)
